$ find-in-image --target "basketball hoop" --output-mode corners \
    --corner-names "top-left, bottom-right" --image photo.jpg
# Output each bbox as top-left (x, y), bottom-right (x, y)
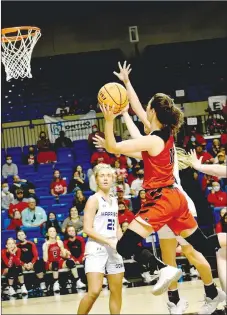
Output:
top-left (1, 26), bottom-right (41, 81)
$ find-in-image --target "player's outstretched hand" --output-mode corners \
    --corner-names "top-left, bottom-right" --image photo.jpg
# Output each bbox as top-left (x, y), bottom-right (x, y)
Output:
top-left (93, 135), bottom-right (106, 149)
top-left (189, 149), bottom-right (203, 170)
top-left (113, 61), bottom-right (132, 83)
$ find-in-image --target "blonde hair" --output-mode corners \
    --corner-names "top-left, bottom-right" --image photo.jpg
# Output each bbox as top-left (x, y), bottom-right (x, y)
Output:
top-left (176, 147), bottom-right (192, 170)
top-left (93, 163), bottom-right (115, 178)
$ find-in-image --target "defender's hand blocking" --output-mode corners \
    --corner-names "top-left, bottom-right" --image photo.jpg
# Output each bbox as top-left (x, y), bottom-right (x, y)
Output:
top-left (113, 61), bottom-right (132, 83)
top-left (189, 149), bottom-right (203, 170)
top-left (93, 135), bottom-right (106, 150)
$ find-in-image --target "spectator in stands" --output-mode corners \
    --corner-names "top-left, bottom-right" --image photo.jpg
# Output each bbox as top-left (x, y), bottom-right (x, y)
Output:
top-left (16, 230), bottom-right (46, 292)
top-left (2, 155), bottom-right (18, 180)
top-left (22, 198), bottom-right (47, 228)
top-left (131, 169), bottom-right (144, 197)
top-left (37, 131), bottom-right (57, 164)
top-left (1, 182), bottom-right (14, 210)
top-left (121, 221), bottom-right (129, 233)
top-left (43, 226), bottom-right (80, 294)
top-left (56, 101), bottom-right (70, 117)
top-left (215, 151), bottom-right (226, 165)
top-left (72, 189), bottom-right (87, 214)
top-left (9, 189), bottom-right (29, 218)
top-left (111, 154), bottom-right (128, 169)
top-left (10, 175), bottom-right (37, 200)
top-left (207, 181), bottom-right (227, 207)
top-left (90, 148), bottom-right (111, 167)
top-left (116, 188), bottom-right (132, 210)
top-left (195, 144), bottom-right (214, 164)
top-left (62, 207), bottom-right (83, 234)
top-left (216, 210), bottom-right (227, 233)
top-left (88, 125), bottom-right (105, 152)
top-left (7, 210), bottom-right (23, 230)
top-left (1, 238), bottom-right (28, 297)
top-left (50, 170), bottom-right (67, 197)
top-left (43, 212), bottom-right (62, 236)
top-left (63, 226), bottom-right (86, 289)
top-left (133, 189), bottom-right (147, 214)
top-left (24, 146), bottom-right (37, 166)
top-left (220, 125), bottom-right (227, 146)
top-left (118, 202), bottom-right (134, 225)
top-left (201, 174), bottom-right (219, 192)
top-left (209, 138), bottom-right (221, 157)
top-left (68, 170), bottom-right (85, 193)
top-left (183, 126), bottom-right (206, 151)
top-left (74, 165), bottom-right (86, 181)
top-left (113, 160), bottom-right (128, 179)
top-left (115, 174), bottom-right (130, 196)
top-left (54, 130), bottom-right (72, 149)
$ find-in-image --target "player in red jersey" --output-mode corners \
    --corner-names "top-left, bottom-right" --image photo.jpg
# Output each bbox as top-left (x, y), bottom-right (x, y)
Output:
top-left (43, 227), bottom-right (82, 294)
top-left (98, 61), bottom-right (226, 301)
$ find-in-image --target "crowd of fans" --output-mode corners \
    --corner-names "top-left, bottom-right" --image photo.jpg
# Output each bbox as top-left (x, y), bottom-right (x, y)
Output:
top-left (1, 123), bottom-right (227, 299)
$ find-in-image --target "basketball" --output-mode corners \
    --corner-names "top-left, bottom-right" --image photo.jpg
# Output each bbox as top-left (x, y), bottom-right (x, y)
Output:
top-left (97, 82), bottom-right (128, 114)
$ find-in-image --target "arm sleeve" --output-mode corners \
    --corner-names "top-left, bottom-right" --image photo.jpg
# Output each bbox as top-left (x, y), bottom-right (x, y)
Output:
top-left (1, 250), bottom-right (13, 267)
top-left (31, 242), bottom-right (39, 264)
top-left (63, 240), bottom-right (69, 250)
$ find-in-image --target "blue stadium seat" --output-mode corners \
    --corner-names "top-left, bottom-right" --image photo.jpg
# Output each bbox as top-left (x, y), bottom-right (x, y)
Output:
top-left (225, 185), bottom-right (227, 193)
top-left (35, 187), bottom-right (50, 197)
top-left (213, 211), bottom-right (221, 224)
top-left (3, 219), bottom-right (11, 229)
top-left (2, 230), bottom-right (16, 247)
top-left (39, 195), bottom-right (55, 206)
top-left (19, 165), bottom-right (37, 174)
top-left (21, 226), bottom-right (43, 239)
top-left (83, 190), bottom-right (94, 198)
top-left (51, 203), bottom-right (69, 214)
top-left (59, 193), bottom-right (74, 203)
top-left (34, 179), bottom-right (51, 188)
top-left (38, 164), bottom-right (54, 173)
top-left (6, 147), bottom-right (23, 157)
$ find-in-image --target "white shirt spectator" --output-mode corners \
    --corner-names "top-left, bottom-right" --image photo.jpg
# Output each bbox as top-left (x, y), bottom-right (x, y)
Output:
top-left (2, 160), bottom-right (18, 179)
top-left (1, 185), bottom-right (14, 210)
top-left (131, 178), bottom-right (144, 197)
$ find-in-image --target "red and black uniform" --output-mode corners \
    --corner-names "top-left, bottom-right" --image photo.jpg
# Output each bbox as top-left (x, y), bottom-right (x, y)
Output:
top-left (1, 248), bottom-right (22, 274)
top-left (46, 242), bottom-right (65, 270)
top-left (17, 241), bottom-right (38, 265)
top-left (135, 129), bottom-right (197, 234)
top-left (63, 237), bottom-right (85, 264)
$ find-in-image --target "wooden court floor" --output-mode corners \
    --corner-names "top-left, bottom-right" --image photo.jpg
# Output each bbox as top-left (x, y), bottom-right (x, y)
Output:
top-left (2, 279), bottom-right (226, 314)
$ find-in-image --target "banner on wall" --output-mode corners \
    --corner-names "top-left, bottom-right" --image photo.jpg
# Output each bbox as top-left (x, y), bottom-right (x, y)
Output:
top-left (208, 95), bottom-right (227, 112)
top-left (43, 111), bottom-right (97, 143)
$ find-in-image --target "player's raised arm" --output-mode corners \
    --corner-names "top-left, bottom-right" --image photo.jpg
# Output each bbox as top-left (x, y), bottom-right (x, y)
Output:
top-left (114, 61), bottom-right (151, 131)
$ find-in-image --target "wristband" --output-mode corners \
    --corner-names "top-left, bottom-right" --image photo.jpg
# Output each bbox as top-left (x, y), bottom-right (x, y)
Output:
top-left (123, 79), bottom-right (129, 85)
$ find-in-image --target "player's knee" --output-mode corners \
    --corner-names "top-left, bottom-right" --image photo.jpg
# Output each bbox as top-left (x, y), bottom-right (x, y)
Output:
top-left (116, 229), bottom-right (143, 258)
top-left (34, 260), bottom-right (45, 274)
top-left (65, 259), bottom-right (75, 269)
top-left (88, 288), bottom-right (102, 300)
top-left (8, 266), bottom-right (17, 279)
top-left (52, 261), bottom-right (59, 271)
top-left (16, 265), bottom-right (23, 276)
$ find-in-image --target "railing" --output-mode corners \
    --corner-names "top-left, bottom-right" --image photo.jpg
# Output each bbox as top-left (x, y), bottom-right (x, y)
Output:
top-left (1, 113), bottom-right (223, 150)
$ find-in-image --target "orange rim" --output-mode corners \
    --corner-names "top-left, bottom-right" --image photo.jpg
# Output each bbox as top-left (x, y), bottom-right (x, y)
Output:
top-left (1, 26), bottom-right (41, 43)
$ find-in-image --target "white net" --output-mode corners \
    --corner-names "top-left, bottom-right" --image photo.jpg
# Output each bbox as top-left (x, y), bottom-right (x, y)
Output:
top-left (1, 27), bottom-right (41, 81)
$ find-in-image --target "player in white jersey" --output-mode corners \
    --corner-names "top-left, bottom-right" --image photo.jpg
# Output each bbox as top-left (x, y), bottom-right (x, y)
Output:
top-left (77, 163), bottom-right (124, 315)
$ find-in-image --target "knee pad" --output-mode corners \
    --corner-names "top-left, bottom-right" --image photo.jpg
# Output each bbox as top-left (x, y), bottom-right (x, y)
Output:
top-left (51, 261), bottom-right (59, 271)
top-left (16, 265), bottom-right (23, 276)
top-left (8, 266), bottom-right (17, 279)
top-left (65, 259), bottom-right (76, 269)
top-left (116, 229), bottom-right (143, 259)
top-left (34, 260), bottom-right (45, 274)
top-left (184, 228), bottom-right (220, 257)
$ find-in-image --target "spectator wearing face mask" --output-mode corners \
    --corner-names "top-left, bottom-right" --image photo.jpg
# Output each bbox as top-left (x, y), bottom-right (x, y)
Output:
top-left (8, 189), bottom-right (29, 218)
top-left (215, 208), bottom-right (227, 233)
top-left (1, 183), bottom-right (14, 210)
top-left (43, 212), bottom-right (62, 235)
top-left (195, 144), bottom-right (214, 164)
top-left (207, 182), bottom-right (227, 208)
top-left (37, 131), bottom-right (57, 164)
top-left (50, 170), bottom-right (67, 197)
top-left (90, 148), bottom-right (111, 167)
top-left (183, 127), bottom-right (206, 151)
top-left (131, 169), bottom-right (144, 197)
top-left (7, 210), bottom-right (23, 230)
top-left (54, 130), bottom-right (73, 149)
top-left (2, 155), bottom-right (18, 180)
top-left (88, 125), bottom-right (105, 152)
top-left (118, 202), bottom-right (134, 225)
top-left (10, 175), bottom-right (37, 200)
top-left (22, 198), bottom-right (47, 228)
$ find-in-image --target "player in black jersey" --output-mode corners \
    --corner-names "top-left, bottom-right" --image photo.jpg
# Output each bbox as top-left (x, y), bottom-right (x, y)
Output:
top-left (17, 230), bottom-right (46, 292)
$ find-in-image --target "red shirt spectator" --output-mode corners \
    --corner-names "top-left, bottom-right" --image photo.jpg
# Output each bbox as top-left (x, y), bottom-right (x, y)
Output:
top-left (7, 210), bottom-right (23, 230)
top-left (88, 125), bottom-right (105, 151)
top-left (2, 240), bottom-right (21, 269)
top-left (9, 201), bottom-right (28, 218)
top-left (183, 128), bottom-right (206, 148)
top-left (196, 144), bottom-right (214, 163)
top-left (207, 182), bottom-right (227, 207)
top-left (201, 175), bottom-right (219, 191)
top-left (111, 154), bottom-right (128, 169)
top-left (118, 202), bottom-right (134, 225)
top-left (50, 170), bottom-right (67, 196)
top-left (90, 149), bottom-right (111, 166)
top-left (221, 133), bottom-right (227, 146)
top-left (117, 189), bottom-right (132, 210)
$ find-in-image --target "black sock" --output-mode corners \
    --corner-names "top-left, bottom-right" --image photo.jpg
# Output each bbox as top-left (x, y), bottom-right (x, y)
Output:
top-left (168, 289), bottom-right (180, 305)
top-left (204, 283), bottom-right (218, 300)
top-left (135, 248), bottom-right (166, 274)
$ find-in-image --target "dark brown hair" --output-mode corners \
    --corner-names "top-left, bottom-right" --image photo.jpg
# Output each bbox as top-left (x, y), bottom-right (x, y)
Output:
top-left (148, 93), bottom-right (184, 135)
